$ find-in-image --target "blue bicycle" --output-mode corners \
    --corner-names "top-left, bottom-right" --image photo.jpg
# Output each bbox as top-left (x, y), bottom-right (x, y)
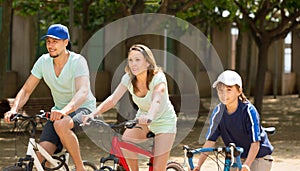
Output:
top-left (183, 143), bottom-right (243, 171)
top-left (177, 127), bottom-right (276, 171)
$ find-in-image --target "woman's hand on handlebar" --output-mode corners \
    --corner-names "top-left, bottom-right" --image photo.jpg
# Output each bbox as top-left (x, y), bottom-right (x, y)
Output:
top-left (136, 115), bottom-right (152, 125)
top-left (81, 113), bottom-right (95, 126)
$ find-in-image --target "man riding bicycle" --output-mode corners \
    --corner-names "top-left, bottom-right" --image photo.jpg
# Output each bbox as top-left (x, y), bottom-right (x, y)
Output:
top-left (4, 24), bottom-right (96, 171)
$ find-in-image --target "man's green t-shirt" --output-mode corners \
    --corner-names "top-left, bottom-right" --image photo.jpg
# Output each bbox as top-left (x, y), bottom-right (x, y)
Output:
top-left (31, 51), bottom-right (96, 112)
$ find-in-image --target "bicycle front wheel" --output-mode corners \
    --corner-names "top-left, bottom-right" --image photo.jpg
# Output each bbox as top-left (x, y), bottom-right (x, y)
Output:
top-left (42, 155), bottom-right (69, 171)
top-left (2, 166), bottom-right (26, 171)
top-left (166, 161), bottom-right (185, 171)
top-left (83, 161), bottom-right (98, 171)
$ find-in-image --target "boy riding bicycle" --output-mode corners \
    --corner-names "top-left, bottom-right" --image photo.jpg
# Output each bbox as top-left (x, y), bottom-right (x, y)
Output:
top-left (192, 70), bottom-right (274, 171)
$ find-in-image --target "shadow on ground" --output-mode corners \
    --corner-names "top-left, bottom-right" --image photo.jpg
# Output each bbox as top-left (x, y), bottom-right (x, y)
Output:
top-left (1, 95), bottom-right (300, 170)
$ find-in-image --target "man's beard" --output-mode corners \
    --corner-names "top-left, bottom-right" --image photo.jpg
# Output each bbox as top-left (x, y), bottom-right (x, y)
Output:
top-left (50, 50), bottom-right (63, 58)
top-left (50, 54), bottom-right (59, 58)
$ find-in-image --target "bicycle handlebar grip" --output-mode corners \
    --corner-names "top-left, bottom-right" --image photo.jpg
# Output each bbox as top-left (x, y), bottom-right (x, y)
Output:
top-left (38, 111), bottom-right (65, 120)
top-left (39, 112), bottom-right (51, 119)
top-left (135, 119), bottom-right (152, 124)
top-left (10, 113), bottom-right (21, 121)
top-left (229, 143), bottom-right (243, 157)
top-left (146, 131), bottom-right (155, 138)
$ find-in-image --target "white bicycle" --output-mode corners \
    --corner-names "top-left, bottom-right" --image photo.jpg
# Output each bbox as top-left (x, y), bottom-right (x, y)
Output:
top-left (3, 111), bottom-right (97, 171)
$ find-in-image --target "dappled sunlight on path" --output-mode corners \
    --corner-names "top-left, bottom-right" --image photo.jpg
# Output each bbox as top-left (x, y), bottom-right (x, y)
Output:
top-left (1, 95), bottom-right (300, 170)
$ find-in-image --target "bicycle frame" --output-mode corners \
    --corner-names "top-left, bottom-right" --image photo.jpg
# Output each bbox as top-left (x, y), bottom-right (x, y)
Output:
top-left (10, 113), bottom-right (69, 171)
top-left (24, 138), bottom-right (67, 171)
top-left (95, 120), bottom-right (155, 171)
top-left (101, 135), bottom-right (155, 171)
top-left (184, 144), bottom-right (243, 171)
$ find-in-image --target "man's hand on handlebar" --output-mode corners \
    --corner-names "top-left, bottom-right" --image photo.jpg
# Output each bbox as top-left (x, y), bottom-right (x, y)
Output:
top-left (4, 110), bottom-right (18, 123)
top-left (50, 110), bottom-right (66, 121)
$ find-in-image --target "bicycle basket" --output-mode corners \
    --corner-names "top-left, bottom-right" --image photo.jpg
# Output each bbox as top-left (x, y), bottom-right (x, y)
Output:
top-left (82, 119), bottom-right (116, 153)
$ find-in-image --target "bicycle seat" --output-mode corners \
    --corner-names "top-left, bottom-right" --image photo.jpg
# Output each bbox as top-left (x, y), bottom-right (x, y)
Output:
top-left (262, 127), bottom-right (276, 135)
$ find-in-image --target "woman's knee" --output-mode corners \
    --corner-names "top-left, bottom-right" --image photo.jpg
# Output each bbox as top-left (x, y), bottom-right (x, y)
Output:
top-left (153, 159), bottom-right (167, 171)
top-left (122, 127), bottom-right (148, 141)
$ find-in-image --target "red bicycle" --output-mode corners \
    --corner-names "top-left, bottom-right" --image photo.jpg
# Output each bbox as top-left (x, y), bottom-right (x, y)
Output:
top-left (83, 118), bottom-right (183, 171)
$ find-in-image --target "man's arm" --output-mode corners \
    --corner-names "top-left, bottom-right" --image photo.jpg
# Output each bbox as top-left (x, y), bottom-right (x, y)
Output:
top-left (61, 75), bottom-right (90, 115)
top-left (4, 74), bottom-right (40, 122)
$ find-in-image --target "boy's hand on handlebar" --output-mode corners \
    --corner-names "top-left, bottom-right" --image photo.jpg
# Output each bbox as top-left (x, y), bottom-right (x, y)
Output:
top-left (189, 166), bottom-right (200, 171)
top-left (241, 165), bottom-right (251, 171)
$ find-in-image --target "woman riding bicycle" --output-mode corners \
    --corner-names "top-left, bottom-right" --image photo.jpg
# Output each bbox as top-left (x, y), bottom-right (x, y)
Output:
top-left (82, 44), bottom-right (177, 171)
top-left (192, 70), bottom-right (274, 171)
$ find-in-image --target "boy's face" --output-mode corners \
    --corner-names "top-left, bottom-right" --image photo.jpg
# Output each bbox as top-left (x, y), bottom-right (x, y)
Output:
top-left (216, 83), bottom-right (242, 105)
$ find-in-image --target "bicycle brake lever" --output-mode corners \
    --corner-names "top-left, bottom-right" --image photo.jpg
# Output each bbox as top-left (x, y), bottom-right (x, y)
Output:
top-left (134, 126), bottom-right (142, 129)
top-left (124, 120), bottom-right (137, 129)
top-left (229, 143), bottom-right (235, 166)
top-left (10, 113), bottom-right (21, 121)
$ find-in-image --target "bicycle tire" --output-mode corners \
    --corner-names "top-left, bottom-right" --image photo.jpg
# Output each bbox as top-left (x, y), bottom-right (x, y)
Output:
top-left (166, 161), bottom-right (185, 171)
top-left (2, 166), bottom-right (26, 171)
top-left (15, 119), bottom-right (36, 139)
top-left (83, 161), bottom-right (98, 171)
top-left (117, 165), bottom-right (126, 171)
top-left (24, 119), bottom-right (37, 138)
top-left (99, 166), bottom-right (113, 171)
top-left (42, 155), bottom-right (69, 171)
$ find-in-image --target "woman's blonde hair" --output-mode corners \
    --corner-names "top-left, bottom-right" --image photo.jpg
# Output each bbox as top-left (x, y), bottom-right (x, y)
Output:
top-left (125, 44), bottom-right (162, 93)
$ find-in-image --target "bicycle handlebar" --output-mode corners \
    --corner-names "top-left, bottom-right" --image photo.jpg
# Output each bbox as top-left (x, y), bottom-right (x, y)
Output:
top-left (84, 118), bottom-right (155, 138)
top-left (85, 118), bottom-right (152, 129)
top-left (183, 143), bottom-right (244, 170)
top-left (10, 110), bottom-right (51, 121)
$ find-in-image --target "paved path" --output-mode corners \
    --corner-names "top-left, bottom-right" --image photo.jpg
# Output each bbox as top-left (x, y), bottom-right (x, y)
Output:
top-left (1, 95), bottom-right (300, 170)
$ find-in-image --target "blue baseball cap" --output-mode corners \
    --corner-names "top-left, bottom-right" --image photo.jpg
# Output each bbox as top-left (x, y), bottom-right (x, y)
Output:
top-left (41, 24), bottom-right (70, 40)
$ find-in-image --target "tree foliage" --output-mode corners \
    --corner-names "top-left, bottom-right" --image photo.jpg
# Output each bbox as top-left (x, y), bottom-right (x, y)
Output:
top-left (6, 0), bottom-right (300, 113)
top-left (232, 0), bottom-right (300, 113)
top-left (11, 0), bottom-right (227, 45)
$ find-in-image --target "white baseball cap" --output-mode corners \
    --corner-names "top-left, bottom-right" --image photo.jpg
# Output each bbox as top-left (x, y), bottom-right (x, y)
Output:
top-left (212, 70), bottom-right (242, 88)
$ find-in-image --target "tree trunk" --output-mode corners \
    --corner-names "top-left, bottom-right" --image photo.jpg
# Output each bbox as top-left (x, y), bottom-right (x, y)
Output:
top-left (0, 0), bottom-right (12, 98)
top-left (253, 40), bottom-right (270, 114)
top-left (235, 30), bottom-right (243, 72)
top-left (245, 34), bottom-right (253, 96)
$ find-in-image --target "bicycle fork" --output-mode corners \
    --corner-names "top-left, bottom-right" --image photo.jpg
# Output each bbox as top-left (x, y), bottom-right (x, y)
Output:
top-left (99, 154), bottom-right (120, 170)
top-left (224, 152), bottom-right (231, 171)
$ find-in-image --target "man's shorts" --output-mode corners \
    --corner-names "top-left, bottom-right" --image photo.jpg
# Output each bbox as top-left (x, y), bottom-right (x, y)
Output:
top-left (39, 108), bottom-right (91, 153)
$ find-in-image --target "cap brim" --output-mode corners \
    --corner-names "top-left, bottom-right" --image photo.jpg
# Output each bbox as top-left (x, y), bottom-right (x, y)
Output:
top-left (213, 80), bottom-right (238, 88)
top-left (212, 81), bottom-right (219, 88)
top-left (40, 35), bottom-right (63, 40)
